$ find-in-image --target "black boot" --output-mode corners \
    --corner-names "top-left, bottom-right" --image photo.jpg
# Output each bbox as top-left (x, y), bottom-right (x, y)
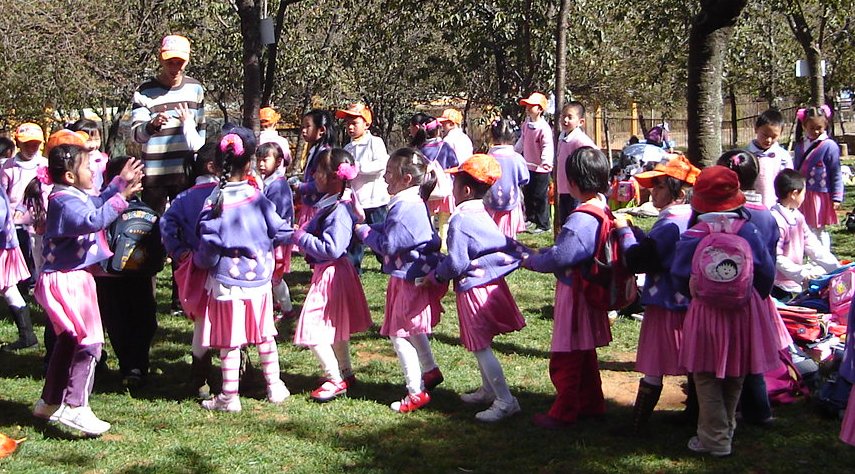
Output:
top-left (2, 306), bottom-right (38, 351)
top-left (684, 374), bottom-right (699, 426)
top-left (631, 379), bottom-right (663, 435)
top-left (190, 352), bottom-right (213, 399)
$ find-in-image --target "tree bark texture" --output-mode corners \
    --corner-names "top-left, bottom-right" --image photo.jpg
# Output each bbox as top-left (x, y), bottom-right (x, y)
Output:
top-left (238, 0), bottom-right (263, 131)
top-left (786, 6), bottom-right (825, 108)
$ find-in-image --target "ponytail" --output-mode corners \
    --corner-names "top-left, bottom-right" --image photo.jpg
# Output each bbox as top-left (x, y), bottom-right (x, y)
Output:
top-left (23, 176), bottom-right (47, 234)
top-left (210, 129), bottom-right (256, 218)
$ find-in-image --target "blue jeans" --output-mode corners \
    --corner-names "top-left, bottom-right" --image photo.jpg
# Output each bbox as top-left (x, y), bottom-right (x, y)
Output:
top-left (347, 205), bottom-right (388, 274)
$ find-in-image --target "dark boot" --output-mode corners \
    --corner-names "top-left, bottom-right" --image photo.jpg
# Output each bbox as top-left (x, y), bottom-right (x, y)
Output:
top-left (190, 352), bottom-right (213, 399)
top-left (631, 379), bottom-right (663, 434)
top-left (684, 374), bottom-right (699, 426)
top-left (2, 306), bottom-right (38, 351)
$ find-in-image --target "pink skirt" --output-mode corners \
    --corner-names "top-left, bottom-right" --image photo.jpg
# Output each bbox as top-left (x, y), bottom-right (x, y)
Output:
top-left (488, 202), bottom-right (527, 239)
top-left (294, 257), bottom-right (372, 346)
top-left (0, 247), bottom-right (30, 289)
top-left (800, 189), bottom-right (838, 228)
top-left (456, 278), bottom-right (526, 352)
top-left (840, 389), bottom-right (855, 446)
top-left (173, 256), bottom-right (209, 321)
top-left (766, 297), bottom-right (794, 349)
top-left (552, 281), bottom-right (612, 352)
top-left (381, 276), bottom-right (448, 338)
top-left (272, 244), bottom-right (292, 284)
top-left (428, 195), bottom-right (455, 215)
top-left (202, 288), bottom-right (276, 349)
top-left (34, 269), bottom-right (103, 345)
top-left (635, 305), bottom-right (686, 376)
top-left (679, 290), bottom-right (781, 378)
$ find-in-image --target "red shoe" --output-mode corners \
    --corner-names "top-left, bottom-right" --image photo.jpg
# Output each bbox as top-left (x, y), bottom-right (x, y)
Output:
top-left (311, 380), bottom-right (347, 402)
top-left (532, 412), bottom-right (574, 430)
top-left (422, 367), bottom-right (444, 392)
top-left (390, 391), bottom-right (431, 413)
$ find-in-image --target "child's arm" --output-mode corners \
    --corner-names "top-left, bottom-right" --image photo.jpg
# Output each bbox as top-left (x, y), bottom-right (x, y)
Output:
top-left (537, 125), bottom-right (554, 171)
top-left (826, 143), bottom-right (844, 204)
top-left (358, 209), bottom-right (417, 258)
top-left (525, 212), bottom-right (599, 273)
top-left (517, 157), bottom-right (531, 186)
top-left (52, 192), bottom-right (128, 237)
top-left (265, 180), bottom-right (295, 224)
top-left (434, 221), bottom-right (470, 282)
top-left (742, 223), bottom-right (776, 297)
top-left (293, 204), bottom-right (352, 260)
top-left (159, 198), bottom-right (189, 259)
top-left (802, 221), bottom-right (840, 272)
top-left (193, 211), bottom-right (224, 269)
top-left (259, 195), bottom-right (294, 247)
top-left (513, 123), bottom-right (525, 154)
top-left (356, 138), bottom-right (389, 176)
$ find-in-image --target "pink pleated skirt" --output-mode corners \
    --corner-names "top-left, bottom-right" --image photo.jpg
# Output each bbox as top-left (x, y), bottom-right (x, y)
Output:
top-left (488, 202), bottom-right (527, 239)
top-left (800, 189), bottom-right (838, 228)
top-left (428, 195), bottom-right (455, 215)
top-left (766, 296), bottom-right (794, 349)
top-left (272, 244), bottom-right (292, 284)
top-left (294, 257), bottom-right (372, 346)
top-left (173, 256), bottom-right (209, 320)
top-left (840, 389), bottom-right (855, 446)
top-left (456, 278), bottom-right (526, 352)
top-left (34, 269), bottom-right (103, 345)
top-left (293, 205), bottom-right (318, 253)
top-left (552, 281), bottom-right (612, 352)
top-left (202, 286), bottom-right (276, 349)
top-left (382, 276), bottom-right (448, 338)
top-left (635, 305), bottom-right (686, 376)
top-left (679, 290), bottom-right (782, 378)
top-left (0, 247), bottom-right (30, 289)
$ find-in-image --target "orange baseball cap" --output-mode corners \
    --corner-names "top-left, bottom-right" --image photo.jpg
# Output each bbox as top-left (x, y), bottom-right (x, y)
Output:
top-left (14, 123), bottom-right (44, 143)
top-left (161, 35), bottom-right (191, 62)
top-left (436, 108), bottom-right (463, 125)
top-left (446, 154), bottom-right (502, 186)
top-left (634, 154), bottom-right (701, 188)
top-left (259, 107), bottom-right (281, 127)
top-left (519, 92), bottom-right (548, 110)
top-left (45, 129), bottom-right (89, 155)
top-left (335, 103), bottom-right (372, 124)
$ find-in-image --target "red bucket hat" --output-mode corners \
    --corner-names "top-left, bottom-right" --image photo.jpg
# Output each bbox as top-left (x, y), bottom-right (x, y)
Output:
top-left (691, 166), bottom-right (746, 214)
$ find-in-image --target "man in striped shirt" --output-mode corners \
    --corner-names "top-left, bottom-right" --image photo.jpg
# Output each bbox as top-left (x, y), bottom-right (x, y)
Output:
top-left (131, 34), bottom-right (206, 213)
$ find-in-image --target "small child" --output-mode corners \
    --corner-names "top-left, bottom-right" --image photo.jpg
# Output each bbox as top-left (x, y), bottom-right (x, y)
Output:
top-left (293, 109), bottom-right (337, 229)
top-left (32, 143), bottom-right (143, 436)
top-left (0, 136), bottom-right (15, 167)
top-left (523, 146), bottom-right (613, 429)
top-left (194, 128), bottom-right (293, 412)
top-left (259, 106), bottom-right (293, 168)
top-left (410, 113), bottom-right (457, 248)
top-left (485, 118), bottom-right (530, 238)
top-left (615, 155), bottom-right (700, 434)
top-left (430, 154), bottom-right (526, 422)
top-left (672, 166), bottom-right (781, 456)
top-left (746, 108), bottom-right (793, 208)
top-left (291, 148), bottom-right (372, 402)
top-left (555, 101), bottom-right (597, 223)
top-left (514, 92), bottom-right (554, 234)
top-left (256, 142), bottom-right (295, 317)
top-left (437, 108), bottom-right (474, 164)
top-left (68, 119), bottom-right (109, 195)
top-left (356, 147), bottom-right (447, 412)
top-left (770, 169), bottom-right (839, 300)
top-left (793, 105), bottom-right (842, 249)
top-left (0, 179), bottom-right (32, 352)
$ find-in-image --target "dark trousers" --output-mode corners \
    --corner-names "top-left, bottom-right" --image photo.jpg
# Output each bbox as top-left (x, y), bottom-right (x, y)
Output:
top-left (548, 350), bottom-right (605, 422)
top-left (95, 276), bottom-right (158, 376)
top-left (557, 193), bottom-right (579, 226)
top-left (347, 205), bottom-right (387, 273)
top-left (523, 172), bottom-right (550, 230)
top-left (142, 183), bottom-right (184, 306)
top-left (15, 227), bottom-right (34, 291)
top-left (739, 373), bottom-right (773, 423)
top-left (41, 331), bottom-right (101, 407)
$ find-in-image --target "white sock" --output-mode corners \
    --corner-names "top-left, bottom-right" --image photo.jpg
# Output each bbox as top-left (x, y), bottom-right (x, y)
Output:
top-left (272, 281), bottom-right (292, 311)
top-left (311, 344), bottom-right (341, 382)
top-left (391, 336), bottom-right (423, 394)
top-left (820, 229), bottom-right (831, 250)
top-left (643, 375), bottom-right (663, 386)
top-left (3, 285), bottom-right (25, 308)
top-left (220, 348), bottom-right (241, 398)
top-left (409, 333), bottom-right (437, 372)
top-left (257, 339), bottom-right (283, 387)
top-left (191, 318), bottom-right (208, 358)
top-left (332, 340), bottom-right (352, 377)
top-left (474, 348), bottom-right (512, 404)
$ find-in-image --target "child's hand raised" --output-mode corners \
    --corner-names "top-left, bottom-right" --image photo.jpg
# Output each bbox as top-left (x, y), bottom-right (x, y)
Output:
top-left (120, 157), bottom-right (145, 183)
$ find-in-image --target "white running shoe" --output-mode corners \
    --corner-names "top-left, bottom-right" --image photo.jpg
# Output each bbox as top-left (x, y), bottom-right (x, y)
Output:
top-left (33, 399), bottom-right (60, 420)
top-left (267, 381), bottom-right (291, 404)
top-left (460, 387), bottom-right (496, 405)
top-left (54, 404), bottom-right (111, 436)
top-left (201, 394), bottom-right (242, 412)
top-left (475, 397), bottom-right (521, 423)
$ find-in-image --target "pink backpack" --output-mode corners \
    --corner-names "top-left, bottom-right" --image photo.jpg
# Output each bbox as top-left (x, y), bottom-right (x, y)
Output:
top-left (828, 268), bottom-right (855, 320)
top-left (689, 218), bottom-right (753, 308)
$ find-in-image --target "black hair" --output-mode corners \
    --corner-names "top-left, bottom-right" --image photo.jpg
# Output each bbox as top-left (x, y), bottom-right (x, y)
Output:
top-left (716, 150), bottom-right (759, 191)
top-left (774, 168), bottom-right (806, 200)
top-left (0, 137), bottom-right (14, 157)
top-left (563, 101), bottom-right (586, 118)
top-left (794, 106), bottom-right (831, 142)
top-left (104, 155), bottom-right (131, 184)
top-left (387, 147), bottom-right (437, 201)
top-left (25, 144), bottom-right (87, 230)
top-left (68, 119), bottom-right (100, 139)
top-left (652, 175), bottom-right (690, 202)
top-left (566, 146), bottom-right (609, 194)
top-left (454, 171), bottom-right (492, 199)
top-left (256, 142), bottom-right (289, 169)
top-left (489, 118), bottom-right (519, 146)
top-left (316, 148), bottom-right (355, 199)
top-left (302, 109), bottom-right (337, 148)
top-left (409, 113), bottom-right (439, 148)
top-left (211, 127), bottom-right (258, 217)
top-left (755, 108), bottom-right (784, 129)
top-left (184, 143), bottom-right (217, 182)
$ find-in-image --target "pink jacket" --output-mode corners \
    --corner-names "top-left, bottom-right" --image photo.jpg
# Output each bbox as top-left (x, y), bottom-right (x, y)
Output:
top-left (556, 128), bottom-right (597, 194)
top-left (1, 153), bottom-right (48, 226)
top-left (770, 203), bottom-right (839, 292)
top-left (514, 117), bottom-right (554, 174)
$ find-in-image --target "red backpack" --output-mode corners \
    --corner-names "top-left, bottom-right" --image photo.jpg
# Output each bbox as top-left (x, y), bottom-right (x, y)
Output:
top-left (574, 203), bottom-right (638, 311)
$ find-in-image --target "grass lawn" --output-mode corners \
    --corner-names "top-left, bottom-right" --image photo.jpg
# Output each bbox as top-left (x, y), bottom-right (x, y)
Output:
top-left (3, 198), bottom-right (855, 473)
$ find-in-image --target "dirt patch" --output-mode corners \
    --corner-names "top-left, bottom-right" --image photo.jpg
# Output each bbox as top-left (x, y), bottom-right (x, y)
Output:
top-left (601, 352), bottom-right (687, 410)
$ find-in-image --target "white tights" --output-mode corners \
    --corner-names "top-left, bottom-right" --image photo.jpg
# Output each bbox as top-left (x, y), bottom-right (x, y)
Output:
top-left (391, 333), bottom-right (438, 395)
top-left (474, 347), bottom-right (513, 404)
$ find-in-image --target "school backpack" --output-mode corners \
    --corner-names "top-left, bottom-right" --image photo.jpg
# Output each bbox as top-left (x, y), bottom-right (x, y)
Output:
top-left (574, 203), bottom-right (638, 311)
top-left (764, 348), bottom-right (811, 405)
top-left (817, 372), bottom-right (853, 420)
top-left (778, 305), bottom-right (826, 343)
top-left (101, 198), bottom-right (165, 276)
top-left (688, 218), bottom-right (753, 308)
top-left (828, 267), bottom-right (855, 320)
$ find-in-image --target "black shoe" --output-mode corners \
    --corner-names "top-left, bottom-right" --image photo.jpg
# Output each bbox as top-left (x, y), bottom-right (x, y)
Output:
top-left (1, 306), bottom-right (38, 352)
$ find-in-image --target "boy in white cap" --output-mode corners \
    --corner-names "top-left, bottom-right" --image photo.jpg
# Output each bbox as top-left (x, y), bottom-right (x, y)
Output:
top-left (438, 108), bottom-right (474, 164)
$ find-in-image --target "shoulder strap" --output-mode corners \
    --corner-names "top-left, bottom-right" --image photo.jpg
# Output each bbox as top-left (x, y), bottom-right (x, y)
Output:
top-left (798, 139), bottom-right (827, 172)
top-left (572, 203), bottom-right (611, 253)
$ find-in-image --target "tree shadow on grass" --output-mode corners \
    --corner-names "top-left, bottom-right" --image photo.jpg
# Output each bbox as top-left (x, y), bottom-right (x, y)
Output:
top-left (116, 446), bottom-right (216, 474)
top-left (428, 332), bottom-right (551, 359)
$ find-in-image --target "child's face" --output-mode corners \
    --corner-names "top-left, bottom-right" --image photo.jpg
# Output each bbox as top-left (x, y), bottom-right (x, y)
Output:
top-left (256, 151), bottom-right (279, 178)
top-left (17, 140), bottom-right (41, 159)
top-left (301, 116), bottom-right (323, 145)
top-left (803, 117), bottom-right (827, 141)
top-left (408, 122), bottom-right (420, 138)
top-left (526, 105), bottom-right (543, 120)
top-left (345, 117), bottom-right (368, 140)
top-left (441, 121), bottom-right (455, 134)
top-left (312, 155), bottom-right (341, 195)
top-left (754, 124), bottom-right (781, 150)
top-left (383, 162), bottom-right (411, 196)
top-left (649, 178), bottom-right (674, 209)
top-left (71, 153), bottom-right (93, 190)
top-left (85, 129), bottom-right (101, 153)
top-left (561, 108), bottom-right (583, 132)
top-left (785, 187), bottom-right (806, 208)
top-left (451, 174), bottom-right (470, 203)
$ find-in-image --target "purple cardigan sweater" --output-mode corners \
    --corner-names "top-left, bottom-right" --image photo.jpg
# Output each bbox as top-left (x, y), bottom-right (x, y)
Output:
top-left (292, 194), bottom-right (357, 264)
top-left (525, 199), bottom-right (603, 285)
top-left (793, 136), bottom-right (843, 202)
top-left (0, 185), bottom-right (19, 249)
top-left (421, 139), bottom-right (458, 170)
top-left (263, 169), bottom-right (295, 225)
top-left (485, 145), bottom-right (530, 212)
top-left (297, 143), bottom-right (331, 207)
top-left (194, 181), bottom-right (293, 287)
top-left (160, 176), bottom-right (217, 259)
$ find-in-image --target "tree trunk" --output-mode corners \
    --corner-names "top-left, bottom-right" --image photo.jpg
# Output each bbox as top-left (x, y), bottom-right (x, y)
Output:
top-left (105, 103), bottom-right (129, 156)
top-left (786, 6), bottom-right (825, 108)
top-left (686, 0), bottom-right (748, 167)
top-left (552, 0), bottom-right (570, 237)
top-left (237, 0), bottom-right (263, 131)
top-left (261, 0), bottom-right (299, 106)
top-left (729, 85), bottom-right (738, 147)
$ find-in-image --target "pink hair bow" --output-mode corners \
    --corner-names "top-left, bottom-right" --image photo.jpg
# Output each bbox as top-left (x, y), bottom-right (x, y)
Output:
top-left (336, 162), bottom-right (358, 181)
top-left (796, 105), bottom-right (833, 122)
top-left (424, 119), bottom-right (441, 132)
top-left (36, 166), bottom-right (52, 185)
top-left (796, 108), bottom-right (807, 122)
top-left (219, 133), bottom-right (245, 156)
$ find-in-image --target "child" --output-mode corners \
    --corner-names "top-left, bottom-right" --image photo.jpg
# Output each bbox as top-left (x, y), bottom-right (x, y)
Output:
top-left (0, 136), bottom-right (15, 167)
top-left (839, 299), bottom-right (855, 446)
top-left (523, 146), bottom-right (613, 429)
top-left (672, 166), bottom-right (781, 456)
top-left (793, 105), bottom-right (842, 250)
top-left (32, 143), bottom-right (143, 435)
top-left (337, 103), bottom-right (390, 272)
top-left (770, 169), bottom-right (839, 300)
top-left (437, 108), bottom-right (474, 164)
top-left (514, 92), bottom-right (554, 234)
top-left (615, 155), bottom-right (700, 434)
top-left (355, 147), bottom-right (447, 412)
top-left (430, 153), bottom-right (526, 422)
top-left (291, 148), bottom-right (372, 402)
top-left (259, 106), bottom-right (293, 167)
top-left (255, 142), bottom-right (295, 317)
top-left (556, 101), bottom-right (597, 223)
top-left (746, 109), bottom-right (793, 208)
top-left (485, 118), bottom-right (530, 238)
top-left (410, 113), bottom-right (457, 248)
top-left (0, 181), bottom-right (33, 352)
top-left (160, 143), bottom-right (219, 398)
top-left (293, 109), bottom-right (337, 229)
top-left (194, 128), bottom-right (293, 412)
top-left (68, 119), bottom-right (109, 195)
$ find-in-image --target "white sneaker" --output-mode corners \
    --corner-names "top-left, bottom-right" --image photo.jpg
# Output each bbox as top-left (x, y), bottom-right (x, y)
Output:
top-left (687, 436), bottom-right (731, 457)
top-left (475, 397), bottom-right (521, 423)
top-left (201, 394), bottom-right (242, 412)
top-left (460, 387), bottom-right (496, 405)
top-left (267, 381), bottom-right (291, 404)
top-left (54, 404), bottom-right (111, 436)
top-left (33, 399), bottom-right (60, 420)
